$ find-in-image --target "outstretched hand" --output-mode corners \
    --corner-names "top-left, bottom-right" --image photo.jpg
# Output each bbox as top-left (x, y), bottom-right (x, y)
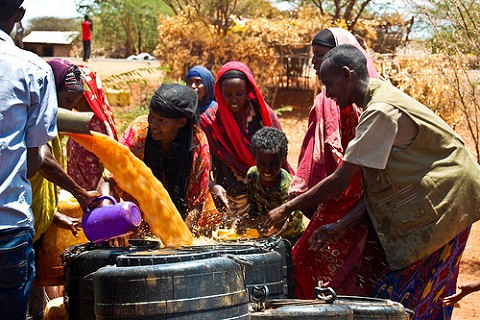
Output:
top-left (53, 211), bottom-right (82, 237)
top-left (263, 204), bottom-right (291, 236)
top-left (210, 184), bottom-right (229, 214)
top-left (442, 282), bottom-right (480, 306)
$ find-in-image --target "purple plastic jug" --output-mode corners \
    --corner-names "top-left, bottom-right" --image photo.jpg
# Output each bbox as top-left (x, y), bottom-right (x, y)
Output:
top-left (82, 195), bottom-right (142, 243)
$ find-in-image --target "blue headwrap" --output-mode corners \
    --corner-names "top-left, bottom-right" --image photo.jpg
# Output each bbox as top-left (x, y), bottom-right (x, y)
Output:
top-left (186, 66), bottom-right (216, 114)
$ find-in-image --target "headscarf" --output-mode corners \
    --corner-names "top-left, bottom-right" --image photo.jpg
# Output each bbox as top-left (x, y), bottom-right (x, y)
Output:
top-left (47, 58), bottom-right (84, 93)
top-left (78, 65), bottom-right (118, 139)
top-left (186, 66), bottom-right (216, 114)
top-left (289, 27), bottom-right (379, 196)
top-left (209, 61), bottom-right (273, 170)
top-left (143, 84), bottom-right (197, 218)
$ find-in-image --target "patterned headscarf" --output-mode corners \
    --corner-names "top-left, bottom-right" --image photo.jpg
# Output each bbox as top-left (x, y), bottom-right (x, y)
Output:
top-left (47, 58), bottom-right (84, 93)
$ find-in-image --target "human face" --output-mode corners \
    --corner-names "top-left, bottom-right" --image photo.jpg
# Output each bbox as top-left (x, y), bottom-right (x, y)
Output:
top-left (254, 150), bottom-right (284, 187)
top-left (147, 109), bottom-right (186, 144)
top-left (312, 45), bottom-right (332, 80)
top-left (221, 78), bottom-right (247, 113)
top-left (320, 61), bottom-right (353, 110)
top-left (57, 91), bottom-right (84, 110)
top-left (187, 77), bottom-right (205, 101)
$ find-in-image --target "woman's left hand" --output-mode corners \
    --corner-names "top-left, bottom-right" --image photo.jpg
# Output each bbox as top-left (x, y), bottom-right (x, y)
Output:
top-left (53, 211), bottom-right (82, 237)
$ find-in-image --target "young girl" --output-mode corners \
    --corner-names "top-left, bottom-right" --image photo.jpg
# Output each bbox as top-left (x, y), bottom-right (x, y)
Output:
top-left (237, 127), bottom-right (303, 243)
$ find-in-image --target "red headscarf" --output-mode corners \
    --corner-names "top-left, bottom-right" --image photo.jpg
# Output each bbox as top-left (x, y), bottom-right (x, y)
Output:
top-left (203, 61), bottom-right (275, 172)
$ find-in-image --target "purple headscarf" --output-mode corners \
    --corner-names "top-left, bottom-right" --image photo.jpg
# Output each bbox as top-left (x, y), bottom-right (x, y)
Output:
top-left (47, 58), bottom-right (84, 93)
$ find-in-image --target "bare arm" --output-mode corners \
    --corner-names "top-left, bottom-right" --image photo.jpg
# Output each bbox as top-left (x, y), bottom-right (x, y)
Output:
top-left (27, 147), bottom-right (42, 178)
top-left (443, 281), bottom-right (480, 306)
top-left (37, 144), bottom-right (98, 210)
top-left (265, 161), bottom-right (361, 232)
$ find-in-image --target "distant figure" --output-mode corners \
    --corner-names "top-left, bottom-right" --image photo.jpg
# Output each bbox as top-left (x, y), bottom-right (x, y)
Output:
top-left (81, 14), bottom-right (93, 62)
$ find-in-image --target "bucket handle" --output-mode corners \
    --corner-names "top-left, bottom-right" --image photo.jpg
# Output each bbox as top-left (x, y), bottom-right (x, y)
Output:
top-left (315, 284), bottom-right (337, 304)
top-left (86, 195), bottom-right (118, 213)
top-left (251, 285), bottom-right (270, 312)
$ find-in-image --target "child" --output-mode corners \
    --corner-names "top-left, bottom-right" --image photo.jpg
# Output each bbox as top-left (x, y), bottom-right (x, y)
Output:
top-left (237, 127), bottom-right (304, 243)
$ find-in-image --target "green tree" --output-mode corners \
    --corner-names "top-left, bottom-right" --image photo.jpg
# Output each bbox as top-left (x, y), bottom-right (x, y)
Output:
top-left (78, 0), bottom-right (172, 57)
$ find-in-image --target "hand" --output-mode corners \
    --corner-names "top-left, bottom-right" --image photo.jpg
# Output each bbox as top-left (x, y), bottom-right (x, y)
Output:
top-left (76, 190), bottom-right (102, 212)
top-left (107, 235), bottom-right (131, 247)
top-left (443, 282), bottom-right (480, 306)
top-left (264, 204), bottom-right (291, 235)
top-left (53, 211), bottom-right (82, 237)
top-left (211, 184), bottom-right (229, 213)
top-left (308, 221), bottom-right (345, 251)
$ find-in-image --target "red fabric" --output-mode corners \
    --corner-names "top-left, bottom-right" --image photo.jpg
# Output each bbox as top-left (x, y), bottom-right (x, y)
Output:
top-left (78, 65), bottom-right (117, 140)
top-left (202, 61), bottom-right (292, 175)
top-left (290, 28), bottom-right (382, 298)
top-left (81, 21), bottom-right (92, 41)
top-left (213, 61), bottom-right (273, 168)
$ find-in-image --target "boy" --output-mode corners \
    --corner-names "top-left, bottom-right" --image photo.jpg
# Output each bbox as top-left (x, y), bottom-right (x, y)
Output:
top-left (238, 127), bottom-right (304, 242)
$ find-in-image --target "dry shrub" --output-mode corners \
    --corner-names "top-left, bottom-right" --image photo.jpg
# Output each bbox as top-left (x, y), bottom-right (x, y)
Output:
top-left (155, 14), bottom-right (280, 103)
top-left (376, 51), bottom-right (465, 128)
top-left (154, 9), bottom-right (339, 103)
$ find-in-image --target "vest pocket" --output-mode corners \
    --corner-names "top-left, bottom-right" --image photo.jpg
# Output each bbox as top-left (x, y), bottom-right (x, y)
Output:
top-left (391, 195), bottom-right (438, 237)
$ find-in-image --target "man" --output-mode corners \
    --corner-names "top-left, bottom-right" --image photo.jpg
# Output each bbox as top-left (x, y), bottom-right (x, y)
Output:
top-left (81, 14), bottom-right (93, 62)
top-left (0, 0), bottom-right (58, 318)
top-left (267, 44), bottom-right (480, 319)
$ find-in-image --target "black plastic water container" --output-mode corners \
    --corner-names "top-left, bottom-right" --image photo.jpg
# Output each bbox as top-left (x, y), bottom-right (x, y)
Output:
top-left (63, 239), bottom-right (161, 320)
top-left (250, 299), bottom-right (354, 320)
top-left (333, 296), bottom-right (410, 319)
top-left (93, 256), bottom-right (250, 319)
top-left (249, 297), bottom-right (410, 320)
top-left (126, 242), bottom-right (286, 299)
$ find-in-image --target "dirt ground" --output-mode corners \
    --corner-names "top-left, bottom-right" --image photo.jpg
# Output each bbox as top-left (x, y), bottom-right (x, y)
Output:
top-left (71, 58), bottom-right (480, 318)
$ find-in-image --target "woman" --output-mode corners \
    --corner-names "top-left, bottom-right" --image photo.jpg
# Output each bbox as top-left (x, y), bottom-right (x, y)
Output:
top-left (186, 65), bottom-right (217, 115)
top-left (284, 28), bottom-right (384, 298)
top-left (200, 61), bottom-right (293, 226)
top-left (48, 58), bottom-right (118, 191)
top-left (117, 84), bottom-right (210, 232)
top-left (28, 60), bottom-right (99, 319)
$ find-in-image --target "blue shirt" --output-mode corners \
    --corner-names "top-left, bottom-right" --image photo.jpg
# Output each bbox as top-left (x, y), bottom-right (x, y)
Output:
top-left (0, 29), bottom-right (57, 230)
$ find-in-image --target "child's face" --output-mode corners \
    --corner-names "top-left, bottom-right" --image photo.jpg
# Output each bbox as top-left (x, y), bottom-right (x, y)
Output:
top-left (255, 150), bottom-right (284, 184)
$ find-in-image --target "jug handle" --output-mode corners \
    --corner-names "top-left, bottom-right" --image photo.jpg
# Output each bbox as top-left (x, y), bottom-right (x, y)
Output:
top-left (86, 195), bottom-right (118, 213)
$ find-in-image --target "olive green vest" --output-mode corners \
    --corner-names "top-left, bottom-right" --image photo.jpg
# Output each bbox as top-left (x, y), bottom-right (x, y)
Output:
top-left (362, 79), bottom-right (480, 269)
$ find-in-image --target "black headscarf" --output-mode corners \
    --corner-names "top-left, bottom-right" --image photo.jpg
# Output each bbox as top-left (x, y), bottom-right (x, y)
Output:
top-left (312, 29), bottom-right (336, 48)
top-left (143, 84), bottom-right (198, 218)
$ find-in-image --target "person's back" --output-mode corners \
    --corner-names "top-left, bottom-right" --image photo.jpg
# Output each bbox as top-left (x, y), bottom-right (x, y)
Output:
top-left (0, 0), bottom-right (58, 317)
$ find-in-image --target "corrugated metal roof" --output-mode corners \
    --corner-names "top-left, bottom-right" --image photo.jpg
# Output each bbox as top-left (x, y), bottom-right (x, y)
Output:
top-left (22, 31), bottom-right (80, 45)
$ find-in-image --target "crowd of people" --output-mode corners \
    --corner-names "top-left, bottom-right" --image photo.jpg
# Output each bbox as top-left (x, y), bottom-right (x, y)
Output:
top-left (1, 1), bottom-right (480, 319)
